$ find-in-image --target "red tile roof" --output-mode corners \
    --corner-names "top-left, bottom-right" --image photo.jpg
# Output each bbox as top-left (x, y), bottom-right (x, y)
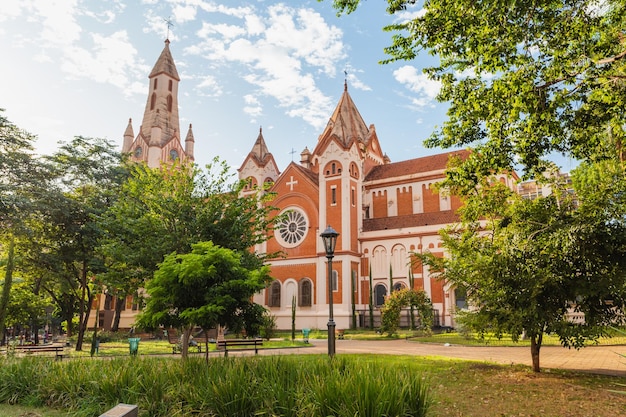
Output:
top-left (362, 211), bottom-right (460, 232)
top-left (365, 150), bottom-right (470, 181)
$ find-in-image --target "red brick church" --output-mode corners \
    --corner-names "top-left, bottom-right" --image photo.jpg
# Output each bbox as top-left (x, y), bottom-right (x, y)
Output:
top-left (95, 40), bottom-right (517, 331)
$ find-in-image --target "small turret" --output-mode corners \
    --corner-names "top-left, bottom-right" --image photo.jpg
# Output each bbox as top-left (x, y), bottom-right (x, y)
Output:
top-left (185, 124), bottom-right (195, 160)
top-left (122, 118), bottom-right (134, 153)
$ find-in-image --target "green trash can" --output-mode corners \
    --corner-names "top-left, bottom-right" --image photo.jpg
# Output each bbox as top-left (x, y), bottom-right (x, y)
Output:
top-left (302, 328), bottom-right (310, 343)
top-left (128, 338), bottom-right (140, 356)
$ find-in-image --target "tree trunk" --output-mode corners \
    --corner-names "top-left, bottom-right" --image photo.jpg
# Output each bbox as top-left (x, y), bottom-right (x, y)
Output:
top-left (530, 333), bottom-right (543, 372)
top-left (181, 325), bottom-right (193, 359)
top-left (112, 296), bottom-right (124, 332)
top-left (75, 262), bottom-right (90, 351)
top-left (0, 236), bottom-right (15, 346)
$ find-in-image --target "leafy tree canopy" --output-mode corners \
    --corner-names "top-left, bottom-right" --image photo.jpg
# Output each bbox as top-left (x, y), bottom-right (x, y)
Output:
top-left (137, 241), bottom-right (271, 357)
top-left (330, 0), bottom-right (626, 178)
top-left (418, 174), bottom-right (626, 372)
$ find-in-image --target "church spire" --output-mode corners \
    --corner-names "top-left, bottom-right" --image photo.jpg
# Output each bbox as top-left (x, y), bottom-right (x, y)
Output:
top-left (316, 83), bottom-right (369, 150)
top-left (140, 39), bottom-right (181, 148)
top-left (249, 127), bottom-right (271, 164)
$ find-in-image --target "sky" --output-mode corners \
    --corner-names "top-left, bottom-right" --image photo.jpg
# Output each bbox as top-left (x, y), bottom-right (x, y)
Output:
top-left (0, 0), bottom-right (576, 174)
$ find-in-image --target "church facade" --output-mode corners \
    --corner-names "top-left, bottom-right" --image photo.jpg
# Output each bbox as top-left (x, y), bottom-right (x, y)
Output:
top-left (99, 40), bottom-right (519, 331)
top-left (237, 82), bottom-right (504, 330)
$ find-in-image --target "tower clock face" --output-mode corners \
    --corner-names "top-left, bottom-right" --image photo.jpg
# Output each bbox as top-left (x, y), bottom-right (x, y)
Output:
top-left (275, 208), bottom-right (308, 247)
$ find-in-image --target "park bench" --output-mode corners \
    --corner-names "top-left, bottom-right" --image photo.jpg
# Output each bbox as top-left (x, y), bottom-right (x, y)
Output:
top-left (216, 338), bottom-right (263, 357)
top-left (11, 344), bottom-right (66, 360)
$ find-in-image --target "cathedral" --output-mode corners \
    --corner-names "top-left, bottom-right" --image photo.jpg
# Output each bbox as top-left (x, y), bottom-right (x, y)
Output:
top-left (239, 83), bottom-right (476, 330)
top-left (99, 40), bottom-right (519, 331)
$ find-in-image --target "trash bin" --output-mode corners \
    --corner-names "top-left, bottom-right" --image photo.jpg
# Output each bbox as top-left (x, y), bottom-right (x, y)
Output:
top-left (302, 328), bottom-right (310, 343)
top-left (128, 338), bottom-right (140, 356)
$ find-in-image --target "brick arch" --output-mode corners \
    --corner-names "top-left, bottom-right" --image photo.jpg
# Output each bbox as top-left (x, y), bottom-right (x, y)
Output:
top-left (323, 160), bottom-right (343, 177)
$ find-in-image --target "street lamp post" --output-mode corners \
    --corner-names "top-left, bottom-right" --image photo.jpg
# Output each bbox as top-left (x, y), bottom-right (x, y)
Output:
top-left (320, 225), bottom-right (339, 357)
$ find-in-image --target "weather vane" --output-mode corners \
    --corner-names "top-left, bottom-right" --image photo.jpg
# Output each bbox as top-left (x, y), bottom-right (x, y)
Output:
top-left (164, 16), bottom-right (174, 39)
top-left (289, 148), bottom-right (297, 162)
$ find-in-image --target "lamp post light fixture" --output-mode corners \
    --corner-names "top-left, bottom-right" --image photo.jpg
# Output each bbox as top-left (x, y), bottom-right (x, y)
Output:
top-left (320, 225), bottom-right (339, 357)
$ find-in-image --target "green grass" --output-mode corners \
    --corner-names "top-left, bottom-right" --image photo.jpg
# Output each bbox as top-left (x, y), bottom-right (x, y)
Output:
top-left (0, 355), bottom-right (429, 417)
top-left (291, 328), bottom-right (626, 346)
top-left (66, 337), bottom-right (310, 358)
top-left (1, 354), bottom-right (625, 417)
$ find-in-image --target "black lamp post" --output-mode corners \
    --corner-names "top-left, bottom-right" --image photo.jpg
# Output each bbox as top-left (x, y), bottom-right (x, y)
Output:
top-left (320, 225), bottom-right (339, 356)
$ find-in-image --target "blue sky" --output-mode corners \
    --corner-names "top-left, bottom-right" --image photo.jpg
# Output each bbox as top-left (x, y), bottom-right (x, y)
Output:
top-left (0, 0), bottom-right (576, 173)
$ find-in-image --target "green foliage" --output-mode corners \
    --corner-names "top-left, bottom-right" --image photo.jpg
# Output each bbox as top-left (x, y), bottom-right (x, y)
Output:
top-left (138, 241), bottom-right (271, 356)
top-left (380, 288), bottom-right (433, 336)
top-left (332, 0), bottom-right (626, 179)
top-left (260, 310), bottom-right (277, 340)
top-left (0, 355), bottom-right (430, 417)
top-left (418, 170), bottom-right (626, 371)
top-left (291, 295), bottom-right (296, 341)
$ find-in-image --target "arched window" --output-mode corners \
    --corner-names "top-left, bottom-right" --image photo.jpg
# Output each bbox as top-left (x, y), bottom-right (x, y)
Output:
top-left (268, 281), bottom-right (281, 307)
top-left (153, 79), bottom-right (158, 90)
top-left (299, 279), bottom-right (312, 307)
top-left (393, 282), bottom-right (406, 292)
top-left (168, 79), bottom-right (173, 91)
top-left (150, 93), bottom-right (156, 110)
top-left (167, 95), bottom-right (173, 112)
top-left (374, 284), bottom-right (387, 307)
top-left (169, 149), bottom-right (179, 160)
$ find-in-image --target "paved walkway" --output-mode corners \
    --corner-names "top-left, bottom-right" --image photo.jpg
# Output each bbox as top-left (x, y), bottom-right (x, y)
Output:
top-left (251, 339), bottom-right (626, 377)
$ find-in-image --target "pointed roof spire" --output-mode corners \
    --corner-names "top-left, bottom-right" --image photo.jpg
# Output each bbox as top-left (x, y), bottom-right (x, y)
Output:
top-left (185, 123), bottom-right (195, 142)
top-left (149, 39), bottom-right (180, 81)
top-left (250, 126), bottom-right (271, 163)
top-left (316, 83), bottom-right (369, 149)
top-left (124, 118), bottom-right (134, 138)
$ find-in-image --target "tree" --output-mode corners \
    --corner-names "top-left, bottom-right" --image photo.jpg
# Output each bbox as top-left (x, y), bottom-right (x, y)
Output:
top-left (33, 136), bottom-right (125, 350)
top-left (380, 288), bottom-right (433, 336)
top-left (98, 158), bottom-right (278, 331)
top-left (331, 0), bottom-right (626, 178)
top-left (0, 111), bottom-right (45, 344)
top-left (418, 177), bottom-right (626, 372)
top-left (137, 241), bottom-right (272, 358)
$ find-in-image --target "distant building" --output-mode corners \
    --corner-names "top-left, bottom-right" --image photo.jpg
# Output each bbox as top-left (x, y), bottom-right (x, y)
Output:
top-left (121, 39), bottom-right (195, 168)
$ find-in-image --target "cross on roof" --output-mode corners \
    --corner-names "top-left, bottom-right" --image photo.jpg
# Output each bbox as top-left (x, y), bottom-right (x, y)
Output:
top-left (164, 16), bottom-right (174, 39)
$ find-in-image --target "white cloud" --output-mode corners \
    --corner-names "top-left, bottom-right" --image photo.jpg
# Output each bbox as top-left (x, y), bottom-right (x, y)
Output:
top-left (186, 4), bottom-right (345, 130)
top-left (61, 31), bottom-right (144, 93)
top-left (197, 22), bottom-right (247, 40)
top-left (172, 4), bottom-right (197, 23)
top-left (393, 65), bottom-right (440, 106)
top-left (31, 0), bottom-right (83, 46)
top-left (394, 7), bottom-right (427, 23)
top-left (196, 75), bottom-right (223, 97)
top-left (0, 0), bottom-right (27, 22)
top-left (243, 94), bottom-right (263, 119)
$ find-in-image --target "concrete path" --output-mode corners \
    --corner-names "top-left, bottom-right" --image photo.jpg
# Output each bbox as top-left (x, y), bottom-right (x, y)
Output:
top-left (251, 339), bottom-right (626, 377)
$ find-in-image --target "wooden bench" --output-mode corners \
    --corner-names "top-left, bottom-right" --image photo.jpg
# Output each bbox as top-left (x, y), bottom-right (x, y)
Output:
top-left (12, 344), bottom-right (66, 360)
top-left (216, 338), bottom-right (263, 357)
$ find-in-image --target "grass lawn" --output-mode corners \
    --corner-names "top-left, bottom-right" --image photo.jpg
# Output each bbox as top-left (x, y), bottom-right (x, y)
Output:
top-left (298, 328), bottom-right (626, 346)
top-left (62, 337), bottom-right (310, 358)
top-left (2, 353), bottom-right (625, 416)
